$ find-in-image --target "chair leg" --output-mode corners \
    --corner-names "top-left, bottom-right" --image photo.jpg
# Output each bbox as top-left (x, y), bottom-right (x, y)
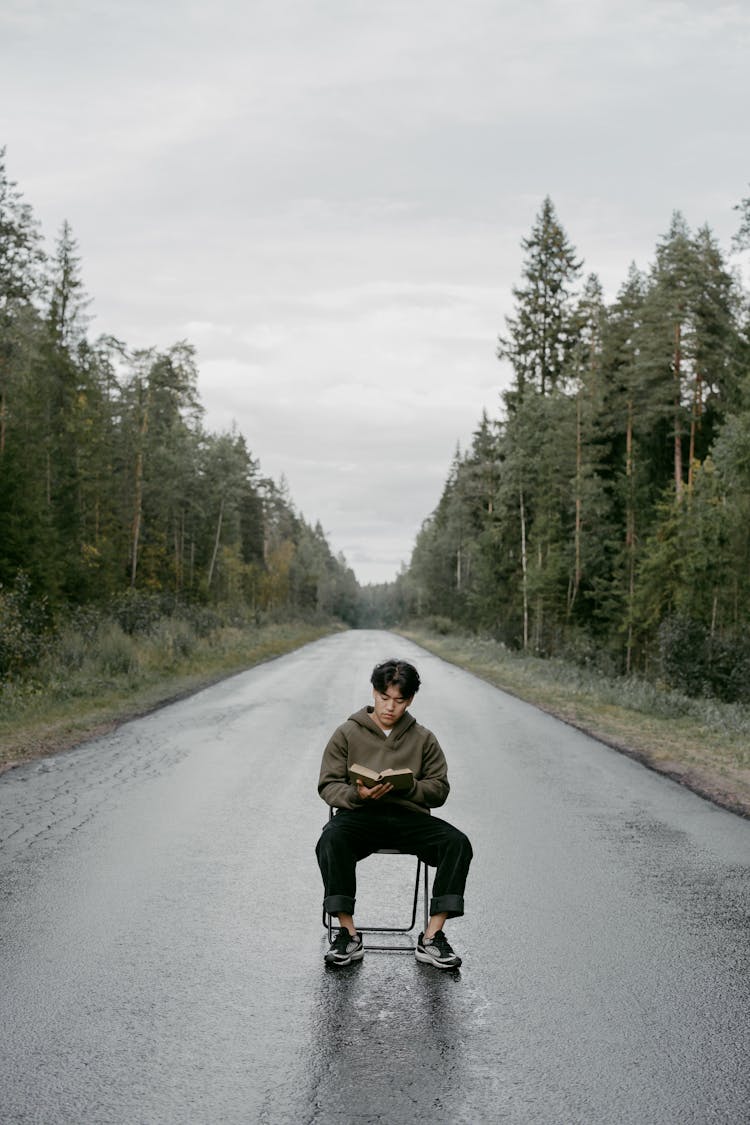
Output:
top-left (322, 856), bottom-right (431, 952)
top-left (358, 860), bottom-right (421, 935)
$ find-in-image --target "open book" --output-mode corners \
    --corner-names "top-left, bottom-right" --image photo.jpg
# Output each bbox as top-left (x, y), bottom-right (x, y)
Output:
top-left (349, 763), bottom-right (415, 791)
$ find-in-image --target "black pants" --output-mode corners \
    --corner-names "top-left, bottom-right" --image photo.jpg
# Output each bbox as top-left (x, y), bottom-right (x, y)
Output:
top-left (316, 806), bottom-right (473, 920)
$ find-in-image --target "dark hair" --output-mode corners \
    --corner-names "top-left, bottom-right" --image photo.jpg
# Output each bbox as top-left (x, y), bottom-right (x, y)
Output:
top-left (370, 659), bottom-right (421, 699)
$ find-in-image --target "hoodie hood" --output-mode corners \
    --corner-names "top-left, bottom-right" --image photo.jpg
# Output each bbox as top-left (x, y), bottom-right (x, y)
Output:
top-left (348, 706), bottom-right (417, 741)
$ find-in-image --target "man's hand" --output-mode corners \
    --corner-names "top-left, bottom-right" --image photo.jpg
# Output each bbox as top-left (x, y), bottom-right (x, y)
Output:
top-left (356, 778), bottom-right (393, 801)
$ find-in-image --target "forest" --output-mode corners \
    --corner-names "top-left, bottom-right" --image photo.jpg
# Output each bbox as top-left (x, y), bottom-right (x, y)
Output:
top-left (0, 147), bottom-right (359, 680)
top-left (391, 196), bottom-right (750, 703)
top-left (3, 143), bottom-right (750, 709)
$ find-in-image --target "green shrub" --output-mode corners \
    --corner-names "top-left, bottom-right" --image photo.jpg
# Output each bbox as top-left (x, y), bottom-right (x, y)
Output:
top-left (178, 604), bottom-right (223, 637)
top-left (0, 574), bottom-right (50, 678)
top-left (145, 617), bottom-right (196, 666)
top-left (109, 590), bottom-right (174, 636)
top-left (420, 615), bottom-right (458, 636)
top-left (53, 624), bottom-right (90, 672)
top-left (94, 622), bottom-right (141, 678)
top-left (658, 614), bottom-right (750, 703)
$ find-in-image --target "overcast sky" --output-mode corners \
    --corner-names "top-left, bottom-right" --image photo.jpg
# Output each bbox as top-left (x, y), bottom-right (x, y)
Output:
top-left (2, 0), bottom-right (749, 584)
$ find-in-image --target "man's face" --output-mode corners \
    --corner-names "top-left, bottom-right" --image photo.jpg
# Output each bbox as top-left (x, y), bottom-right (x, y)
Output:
top-left (371, 683), bottom-right (412, 730)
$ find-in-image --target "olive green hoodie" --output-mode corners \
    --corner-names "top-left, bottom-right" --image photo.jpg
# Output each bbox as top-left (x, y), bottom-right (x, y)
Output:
top-left (317, 706), bottom-right (449, 815)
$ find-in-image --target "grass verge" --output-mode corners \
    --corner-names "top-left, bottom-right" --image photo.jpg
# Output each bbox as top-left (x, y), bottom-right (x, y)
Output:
top-left (399, 627), bottom-right (750, 820)
top-left (0, 620), bottom-right (341, 772)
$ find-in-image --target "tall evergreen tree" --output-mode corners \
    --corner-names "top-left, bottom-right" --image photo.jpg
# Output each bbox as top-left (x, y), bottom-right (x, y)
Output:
top-left (497, 197), bottom-right (583, 395)
top-left (566, 273), bottom-right (610, 618)
top-left (39, 221), bottom-right (99, 598)
top-left (645, 212), bottom-right (702, 500)
top-left (0, 147), bottom-right (44, 457)
top-left (47, 220), bottom-right (90, 348)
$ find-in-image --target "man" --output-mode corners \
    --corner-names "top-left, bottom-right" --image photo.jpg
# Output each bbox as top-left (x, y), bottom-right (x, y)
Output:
top-left (316, 658), bottom-right (473, 969)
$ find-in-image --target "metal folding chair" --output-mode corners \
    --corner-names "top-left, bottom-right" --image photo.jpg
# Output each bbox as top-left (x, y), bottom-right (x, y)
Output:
top-left (321, 809), bottom-right (429, 952)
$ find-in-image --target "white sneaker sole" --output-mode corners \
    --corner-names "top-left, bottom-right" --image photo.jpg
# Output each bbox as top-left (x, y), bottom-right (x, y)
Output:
top-left (325, 947), bottom-right (365, 966)
top-left (415, 948), bottom-right (461, 969)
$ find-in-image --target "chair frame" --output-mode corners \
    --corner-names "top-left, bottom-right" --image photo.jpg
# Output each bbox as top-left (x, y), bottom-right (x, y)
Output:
top-left (321, 810), bottom-right (430, 952)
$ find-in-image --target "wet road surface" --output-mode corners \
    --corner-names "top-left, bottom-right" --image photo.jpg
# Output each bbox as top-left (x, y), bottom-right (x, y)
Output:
top-left (1, 630), bottom-right (749, 1124)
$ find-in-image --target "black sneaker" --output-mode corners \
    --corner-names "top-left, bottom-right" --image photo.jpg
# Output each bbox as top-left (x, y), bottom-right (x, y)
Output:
top-left (325, 927), bottom-right (364, 967)
top-left (415, 930), bottom-right (462, 969)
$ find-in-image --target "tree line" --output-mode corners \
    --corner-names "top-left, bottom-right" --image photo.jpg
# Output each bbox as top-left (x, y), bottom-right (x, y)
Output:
top-left (0, 148), bottom-right (358, 674)
top-left (5, 143), bottom-right (750, 702)
top-left (395, 196), bottom-right (750, 701)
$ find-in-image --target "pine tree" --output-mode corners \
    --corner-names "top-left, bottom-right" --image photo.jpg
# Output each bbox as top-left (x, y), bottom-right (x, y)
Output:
top-left (47, 220), bottom-right (90, 348)
top-left (497, 197), bottom-right (583, 395)
top-left (567, 273), bottom-right (610, 617)
top-left (120, 344), bottom-right (202, 590)
top-left (688, 224), bottom-right (743, 469)
top-left (39, 221), bottom-right (100, 598)
top-left (0, 147), bottom-right (44, 456)
top-left (598, 265), bottom-right (651, 669)
top-left (651, 213), bottom-right (701, 499)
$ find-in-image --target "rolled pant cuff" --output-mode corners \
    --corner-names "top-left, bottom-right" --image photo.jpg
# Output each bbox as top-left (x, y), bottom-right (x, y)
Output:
top-left (430, 894), bottom-right (464, 919)
top-left (324, 894), bottom-right (355, 917)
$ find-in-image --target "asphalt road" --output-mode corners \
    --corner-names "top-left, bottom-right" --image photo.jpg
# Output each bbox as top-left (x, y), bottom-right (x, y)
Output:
top-left (1, 630), bottom-right (749, 1125)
